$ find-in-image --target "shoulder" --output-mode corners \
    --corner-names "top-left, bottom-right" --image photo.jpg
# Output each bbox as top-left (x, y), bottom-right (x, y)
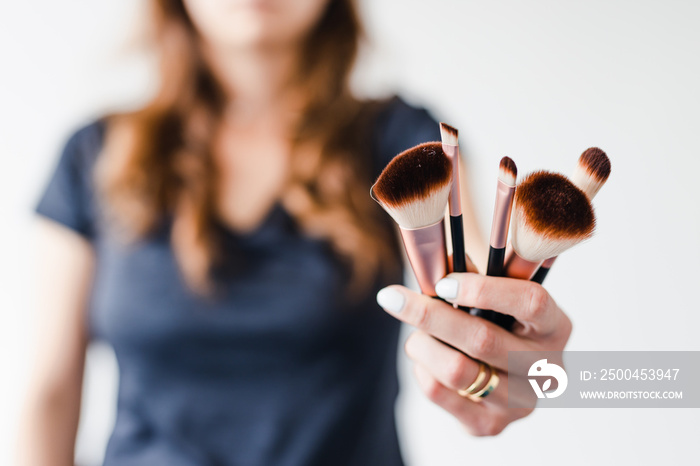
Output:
top-left (34, 119), bottom-right (107, 239)
top-left (51, 118), bottom-right (108, 192)
top-left (62, 118), bottom-right (107, 168)
top-left (375, 96), bottom-right (439, 129)
top-left (367, 96), bottom-right (442, 174)
top-left (54, 118), bottom-right (108, 198)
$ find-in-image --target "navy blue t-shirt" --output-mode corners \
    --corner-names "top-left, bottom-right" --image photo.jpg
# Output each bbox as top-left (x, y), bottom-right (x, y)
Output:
top-left (36, 97), bottom-right (441, 466)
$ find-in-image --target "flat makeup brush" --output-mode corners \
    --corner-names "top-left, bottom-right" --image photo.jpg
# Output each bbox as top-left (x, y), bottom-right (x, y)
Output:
top-left (531, 148), bottom-right (611, 284)
top-left (471, 157), bottom-right (518, 328)
top-left (439, 123), bottom-right (467, 273)
top-left (371, 142), bottom-right (452, 296)
top-left (504, 171), bottom-right (595, 281)
top-left (487, 157), bottom-right (517, 276)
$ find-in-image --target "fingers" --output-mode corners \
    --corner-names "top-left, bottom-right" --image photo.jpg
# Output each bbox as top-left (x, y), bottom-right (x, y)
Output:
top-left (434, 273), bottom-right (566, 336)
top-left (413, 364), bottom-right (527, 436)
top-left (405, 331), bottom-right (482, 391)
top-left (382, 270), bottom-right (569, 436)
top-left (412, 364), bottom-right (495, 436)
top-left (377, 286), bottom-right (531, 369)
top-left (406, 331), bottom-right (520, 405)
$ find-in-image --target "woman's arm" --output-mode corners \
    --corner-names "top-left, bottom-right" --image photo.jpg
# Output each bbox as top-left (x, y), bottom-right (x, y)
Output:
top-left (17, 218), bottom-right (95, 466)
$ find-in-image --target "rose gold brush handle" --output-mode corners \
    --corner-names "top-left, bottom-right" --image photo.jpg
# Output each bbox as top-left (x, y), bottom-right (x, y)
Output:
top-left (443, 143), bottom-right (467, 274)
top-left (503, 244), bottom-right (543, 280)
top-left (399, 221), bottom-right (448, 297)
top-left (472, 179), bottom-right (516, 329)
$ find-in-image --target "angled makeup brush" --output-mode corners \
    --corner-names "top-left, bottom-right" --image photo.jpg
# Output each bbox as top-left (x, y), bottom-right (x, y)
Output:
top-left (487, 157), bottom-right (517, 277)
top-left (439, 123), bottom-right (468, 273)
top-left (531, 148), bottom-right (611, 284)
top-left (371, 142), bottom-right (452, 296)
top-left (471, 157), bottom-right (518, 328)
top-left (504, 171), bottom-right (595, 281)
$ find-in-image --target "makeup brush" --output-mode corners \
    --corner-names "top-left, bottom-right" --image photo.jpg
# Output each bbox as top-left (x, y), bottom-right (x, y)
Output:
top-left (439, 123), bottom-right (468, 273)
top-left (531, 148), bottom-right (611, 284)
top-left (471, 157), bottom-right (518, 328)
top-left (504, 171), bottom-right (595, 281)
top-left (371, 142), bottom-right (452, 296)
top-left (486, 157), bottom-right (517, 277)
top-left (571, 147), bottom-right (612, 199)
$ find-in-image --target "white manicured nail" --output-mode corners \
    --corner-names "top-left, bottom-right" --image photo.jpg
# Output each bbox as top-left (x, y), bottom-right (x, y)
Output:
top-left (435, 277), bottom-right (459, 300)
top-left (376, 287), bottom-right (405, 314)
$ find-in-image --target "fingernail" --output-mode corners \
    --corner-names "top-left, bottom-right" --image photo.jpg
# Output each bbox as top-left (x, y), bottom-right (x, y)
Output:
top-left (376, 287), bottom-right (405, 313)
top-left (435, 277), bottom-right (459, 300)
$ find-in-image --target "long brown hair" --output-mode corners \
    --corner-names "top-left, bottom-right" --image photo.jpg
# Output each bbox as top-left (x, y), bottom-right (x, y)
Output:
top-left (97, 0), bottom-right (399, 295)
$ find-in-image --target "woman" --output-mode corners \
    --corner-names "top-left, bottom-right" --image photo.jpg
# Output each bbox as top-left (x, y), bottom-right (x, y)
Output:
top-left (19, 0), bottom-right (571, 465)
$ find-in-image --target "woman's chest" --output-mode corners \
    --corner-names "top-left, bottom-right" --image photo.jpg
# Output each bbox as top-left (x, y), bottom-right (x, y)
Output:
top-left (88, 212), bottom-right (351, 367)
top-left (213, 125), bottom-right (293, 232)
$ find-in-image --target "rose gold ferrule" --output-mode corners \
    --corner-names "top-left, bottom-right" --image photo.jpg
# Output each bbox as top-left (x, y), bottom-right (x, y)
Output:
top-left (541, 256), bottom-right (557, 268)
top-left (489, 180), bottom-right (516, 249)
top-left (504, 244), bottom-right (543, 280)
top-left (442, 143), bottom-right (462, 217)
top-left (399, 220), bottom-right (448, 296)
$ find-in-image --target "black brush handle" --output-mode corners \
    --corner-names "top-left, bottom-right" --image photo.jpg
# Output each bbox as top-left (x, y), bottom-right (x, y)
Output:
top-left (471, 308), bottom-right (515, 330)
top-left (450, 214), bottom-right (467, 273)
top-left (434, 296), bottom-right (473, 353)
top-left (446, 215), bottom-right (472, 315)
top-left (486, 246), bottom-right (506, 278)
top-left (530, 265), bottom-right (551, 285)
top-left (471, 246), bottom-right (515, 330)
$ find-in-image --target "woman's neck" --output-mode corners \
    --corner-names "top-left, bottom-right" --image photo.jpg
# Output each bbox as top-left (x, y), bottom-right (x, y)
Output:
top-left (203, 43), bottom-right (304, 126)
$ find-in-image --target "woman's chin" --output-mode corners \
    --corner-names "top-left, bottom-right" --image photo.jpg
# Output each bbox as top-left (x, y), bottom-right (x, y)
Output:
top-left (185, 0), bottom-right (328, 54)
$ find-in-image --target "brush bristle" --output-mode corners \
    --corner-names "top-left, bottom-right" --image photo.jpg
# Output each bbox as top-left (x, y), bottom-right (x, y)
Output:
top-left (571, 147), bottom-right (611, 199)
top-left (439, 122), bottom-right (459, 146)
top-left (371, 142), bottom-right (452, 229)
top-left (510, 171), bottom-right (595, 261)
top-left (498, 156), bottom-right (517, 187)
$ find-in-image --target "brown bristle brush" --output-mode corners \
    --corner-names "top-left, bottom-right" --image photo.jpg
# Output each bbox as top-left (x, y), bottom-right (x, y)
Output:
top-left (439, 123), bottom-right (468, 273)
top-left (531, 148), bottom-right (611, 284)
top-left (471, 156), bottom-right (518, 328)
top-left (504, 171), bottom-right (596, 281)
top-left (371, 142), bottom-right (452, 296)
top-left (571, 147), bottom-right (612, 199)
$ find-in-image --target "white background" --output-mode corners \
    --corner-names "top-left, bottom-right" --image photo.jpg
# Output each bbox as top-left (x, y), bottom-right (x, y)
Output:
top-left (2, 1), bottom-right (699, 465)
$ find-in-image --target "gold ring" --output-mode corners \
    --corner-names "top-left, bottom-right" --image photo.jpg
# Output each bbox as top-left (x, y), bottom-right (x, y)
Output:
top-left (457, 361), bottom-right (487, 397)
top-left (468, 366), bottom-right (500, 402)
